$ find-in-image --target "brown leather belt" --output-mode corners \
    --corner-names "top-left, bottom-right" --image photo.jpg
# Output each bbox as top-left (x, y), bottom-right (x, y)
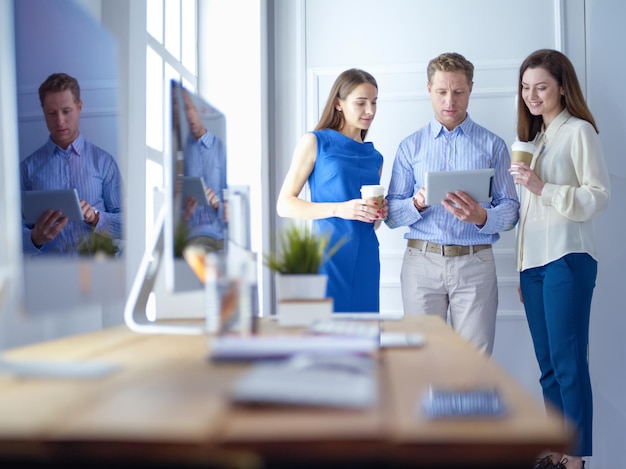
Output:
top-left (407, 239), bottom-right (491, 257)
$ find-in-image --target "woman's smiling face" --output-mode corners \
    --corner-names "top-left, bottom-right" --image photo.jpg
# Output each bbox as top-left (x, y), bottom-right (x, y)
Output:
top-left (521, 66), bottom-right (564, 128)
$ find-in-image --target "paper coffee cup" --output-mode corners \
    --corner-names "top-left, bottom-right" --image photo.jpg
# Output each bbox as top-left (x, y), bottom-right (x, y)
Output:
top-left (510, 141), bottom-right (535, 174)
top-left (361, 184), bottom-right (385, 206)
top-left (511, 141), bottom-right (535, 165)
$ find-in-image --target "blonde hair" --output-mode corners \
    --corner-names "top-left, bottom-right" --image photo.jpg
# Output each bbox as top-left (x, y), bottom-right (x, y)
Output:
top-left (427, 52), bottom-right (474, 86)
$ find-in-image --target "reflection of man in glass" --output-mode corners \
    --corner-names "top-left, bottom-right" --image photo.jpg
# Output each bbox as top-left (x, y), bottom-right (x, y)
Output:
top-left (20, 73), bottom-right (123, 256)
top-left (180, 88), bottom-right (227, 252)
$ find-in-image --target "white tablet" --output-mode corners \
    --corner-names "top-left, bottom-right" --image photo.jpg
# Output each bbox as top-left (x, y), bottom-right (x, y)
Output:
top-left (21, 189), bottom-right (84, 224)
top-left (424, 168), bottom-right (495, 205)
top-left (181, 176), bottom-right (210, 205)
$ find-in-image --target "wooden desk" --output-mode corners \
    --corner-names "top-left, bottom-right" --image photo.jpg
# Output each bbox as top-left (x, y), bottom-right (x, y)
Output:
top-left (0, 316), bottom-right (573, 468)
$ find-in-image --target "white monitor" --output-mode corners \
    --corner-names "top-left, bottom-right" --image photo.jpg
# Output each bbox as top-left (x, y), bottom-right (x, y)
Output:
top-left (8, 0), bottom-right (125, 321)
top-left (0, 0), bottom-right (21, 326)
top-left (124, 81), bottom-right (255, 335)
top-left (0, 0), bottom-right (123, 378)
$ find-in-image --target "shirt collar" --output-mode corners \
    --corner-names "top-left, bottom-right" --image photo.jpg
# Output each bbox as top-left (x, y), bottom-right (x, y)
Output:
top-left (198, 131), bottom-right (216, 149)
top-left (542, 109), bottom-right (572, 142)
top-left (429, 113), bottom-right (474, 139)
top-left (46, 133), bottom-right (86, 156)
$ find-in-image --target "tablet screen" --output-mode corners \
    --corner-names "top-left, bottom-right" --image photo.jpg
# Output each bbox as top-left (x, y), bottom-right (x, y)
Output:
top-left (21, 189), bottom-right (84, 224)
top-left (424, 169), bottom-right (494, 205)
top-left (181, 176), bottom-right (210, 205)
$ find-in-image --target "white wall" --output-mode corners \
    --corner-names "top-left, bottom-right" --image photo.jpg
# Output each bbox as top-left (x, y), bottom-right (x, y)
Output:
top-left (585, 1), bottom-right (626, 467)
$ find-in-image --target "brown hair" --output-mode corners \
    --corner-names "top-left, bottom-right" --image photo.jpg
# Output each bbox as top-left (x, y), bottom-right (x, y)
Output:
top-left (517, 49), bottom-right (598, 142)
top-left (38, 73), bottom-right (81, 107)
top-left (427, 52), bottom-right (474, 86)
top-left (315, 68), bottom-right (378, 141)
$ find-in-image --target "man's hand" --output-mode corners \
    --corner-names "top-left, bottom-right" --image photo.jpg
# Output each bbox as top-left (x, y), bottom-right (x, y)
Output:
top-left (30, 209), bottom-right (68, 248)
top-left (184, 195), bottom-right (198, 221)
top-left (441, 190), bottom-right (487, 227)
top-left (412, 187), bottom-right (430, 212)
top-left (205, 188), bottom-right (220, 210)
top-left (80, 200), bottom-right (99, 226)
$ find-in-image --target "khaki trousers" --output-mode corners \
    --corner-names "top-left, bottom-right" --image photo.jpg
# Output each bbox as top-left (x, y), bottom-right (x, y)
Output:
top-left (400, 244), bottom-right (498, 355)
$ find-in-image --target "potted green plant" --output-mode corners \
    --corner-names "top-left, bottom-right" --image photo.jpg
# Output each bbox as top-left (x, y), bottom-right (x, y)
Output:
top-left (77, 231), bottom-right (119, 258)
top-left (263, 222), bottom-right (346, 300)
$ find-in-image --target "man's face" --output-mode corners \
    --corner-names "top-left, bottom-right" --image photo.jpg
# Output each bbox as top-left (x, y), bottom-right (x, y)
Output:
top-left (42, 89), bottom-right (82, 149)
top-left (427, 70), bottom-right (472, 131)
top-left (182, 90), bottom-right (206, 140)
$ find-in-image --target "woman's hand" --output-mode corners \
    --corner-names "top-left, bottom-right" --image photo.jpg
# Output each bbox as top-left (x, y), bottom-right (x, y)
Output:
top-left (510, 162), bottom-right (545, 195)
top-left (338, 198), bottom-right (387, 222)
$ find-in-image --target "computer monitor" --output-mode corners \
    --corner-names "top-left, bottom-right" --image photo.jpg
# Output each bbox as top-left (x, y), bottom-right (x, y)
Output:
top-left (124, 81), bottom-right (255, 335)
top-left (165, 80), bottom-right (228, 293)
top-left (13, 0), bottom-right (125, 318)
top-left (0, 0), bottom-right (123, 377)
top-left (0, 0), bottom-right (21, 326)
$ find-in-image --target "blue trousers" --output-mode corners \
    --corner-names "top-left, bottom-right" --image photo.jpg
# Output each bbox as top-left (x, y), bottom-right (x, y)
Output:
top-left (520, 253), bottom-right (595, 457)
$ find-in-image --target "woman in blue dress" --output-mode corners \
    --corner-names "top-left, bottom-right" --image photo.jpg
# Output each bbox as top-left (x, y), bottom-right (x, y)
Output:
top-left (276, 69), bottom-right (387, 313)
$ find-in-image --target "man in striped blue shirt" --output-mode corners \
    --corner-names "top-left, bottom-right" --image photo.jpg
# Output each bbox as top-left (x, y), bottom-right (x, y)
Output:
top-left (179, 87), bottom-right (226, 253)
top-left (386, 53), bottom-right (519, 355)
top-left (20, 73), bottom-right (122, 256)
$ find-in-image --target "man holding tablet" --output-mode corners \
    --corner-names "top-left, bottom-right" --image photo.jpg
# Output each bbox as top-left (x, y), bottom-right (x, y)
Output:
top-left (177, 86), bottom-right (226, 253)
top-left (385, 53), bottom-right (519, 355)
top-left (20, 73), bottom-right (122, 256)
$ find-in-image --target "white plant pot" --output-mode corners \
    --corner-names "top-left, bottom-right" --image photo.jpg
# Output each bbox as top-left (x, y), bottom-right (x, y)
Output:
top-left (275, 273), bottom-right (328, 301)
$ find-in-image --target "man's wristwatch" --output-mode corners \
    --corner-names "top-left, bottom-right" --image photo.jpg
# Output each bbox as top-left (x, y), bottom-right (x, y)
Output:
top-left (88, 209), bottom-right (100, 228)
top-left (413, 197), bottom-right (427, 212)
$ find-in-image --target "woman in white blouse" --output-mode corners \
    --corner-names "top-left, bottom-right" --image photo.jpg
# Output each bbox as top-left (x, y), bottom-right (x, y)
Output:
top-left (513, 49), bottom-right (610, 469)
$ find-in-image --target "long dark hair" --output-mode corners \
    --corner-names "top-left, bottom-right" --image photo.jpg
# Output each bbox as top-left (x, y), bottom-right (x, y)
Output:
top-left (315, 68), bottom-right (378, 141)
top-left (517, 49), bottom-right (598, 142)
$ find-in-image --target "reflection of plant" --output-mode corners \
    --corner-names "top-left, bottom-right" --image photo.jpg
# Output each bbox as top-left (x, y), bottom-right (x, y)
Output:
top-left (77, 231), bottom-right (118, 257)
top-left (263, 223), bottom-right (346, 274)
top-left (174, 220), bottom-right (189, 258)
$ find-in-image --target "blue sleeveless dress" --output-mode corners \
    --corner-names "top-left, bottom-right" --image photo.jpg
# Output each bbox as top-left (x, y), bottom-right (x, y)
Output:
top-left (309, 129), bottom-right (384, 313)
